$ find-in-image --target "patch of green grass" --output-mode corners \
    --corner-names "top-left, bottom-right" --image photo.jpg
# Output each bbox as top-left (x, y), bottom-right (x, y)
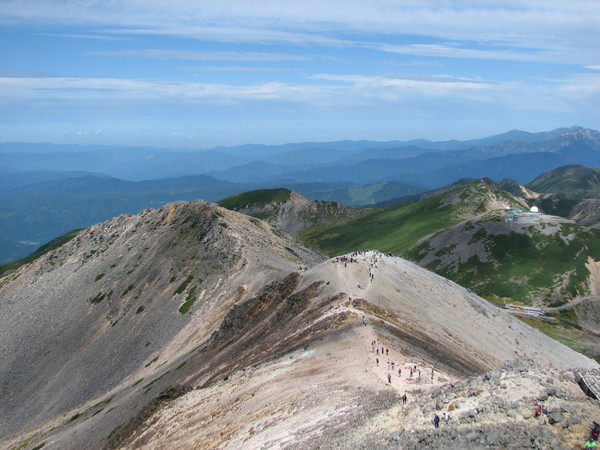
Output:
top-left (179, 285), bottom-right (197, 314)
top-left (91, 397), bottom-right (113, 409)
top-left (174, 275), bottom-right (193, 295)
top-left (547, 309), bottom-right (582, 330)
top-left (122, 284), bottom-right (134, 296)
top-left (143, 371), bottom-right (171, 394)
top-left (519, 317), bottom-right (592, 356)
top-left (68, 413), bottom-right (80, 423)
top-left (31, 444), bottom-right (46, 450)
top-left (132, 378), bottom-right (144, 387)
top-left (145, 356), bottom-right (159, 368)
top-left (218, 188), bottom-right (292, 211)
top-left (95, 273), bottom-right (105, 281)
top-left (285, 246), bottom-right (298, 256)
top-left (89, 290), bottom-right (113, 304)
top-left (136, 305), bottom-right (145, 314)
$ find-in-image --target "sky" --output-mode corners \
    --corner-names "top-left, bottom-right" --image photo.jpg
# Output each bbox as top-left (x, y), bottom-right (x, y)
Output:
top-left (1, 0), bottom-right (599, 148)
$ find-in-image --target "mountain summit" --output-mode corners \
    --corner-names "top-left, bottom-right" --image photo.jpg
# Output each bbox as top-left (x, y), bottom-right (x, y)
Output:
top-left (1, 199), bottom-right (597, 449)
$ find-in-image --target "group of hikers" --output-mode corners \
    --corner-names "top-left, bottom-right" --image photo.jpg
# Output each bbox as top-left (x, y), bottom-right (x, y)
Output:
top-left (351, 250), bottom-right (600, 443)
top-left (369, 334), bottom-right (452, 430)
top-left (431, 412), bottom-right (451, 428)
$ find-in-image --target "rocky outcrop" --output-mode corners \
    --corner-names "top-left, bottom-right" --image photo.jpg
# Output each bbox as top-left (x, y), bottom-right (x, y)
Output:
top-left (223, 190), bottom-right (368, 235)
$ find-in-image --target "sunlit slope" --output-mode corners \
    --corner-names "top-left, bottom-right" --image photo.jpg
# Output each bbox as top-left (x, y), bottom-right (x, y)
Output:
top-left (301, 178), bottom-right (523, 256)
top-left (301, 178), bottom-right (600, 305)
top-left (527, 164), bottom-right (600, 199)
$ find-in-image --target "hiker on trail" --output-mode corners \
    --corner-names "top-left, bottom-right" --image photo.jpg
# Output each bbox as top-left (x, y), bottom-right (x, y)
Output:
top-left (432, 414), bottom-right (440, 428)
top-left (444, 412), bottom-right (450, 425)
top-left (401, 393), bottom-right (407, 404)
top-left (388, 373), bottom-right (392, 383)
top-left (386, 348), bottom-right (389, 356)
top-left (590, 422), bottom-right (600, 441)
top-left (376, 357), bottom-right (379, 366)
top-left (534, 403), bottom-right (542, 418)
top-left (398, 368), bottom-right (402, 377)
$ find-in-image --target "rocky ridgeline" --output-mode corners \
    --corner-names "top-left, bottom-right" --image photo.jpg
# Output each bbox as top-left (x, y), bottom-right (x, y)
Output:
top-left (0, 199), bottom-right (324, 448)
top-left (225, 190), bottom-right (368, 236)
top-left (1, 200), bottom-right (598, 450)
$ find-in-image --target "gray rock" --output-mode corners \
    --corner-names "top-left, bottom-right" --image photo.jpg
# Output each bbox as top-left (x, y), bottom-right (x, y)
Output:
top-left (547, 410), bottom-right (563, 425)
top-left (537, 392), bottom-right (549, 402)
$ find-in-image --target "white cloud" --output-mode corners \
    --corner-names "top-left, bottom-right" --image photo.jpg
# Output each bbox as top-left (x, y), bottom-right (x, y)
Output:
top-left (3, 1), bottom-right (599, 64)
top-left (181, 66), bottom-right (296, 73)
top-left (0, 73), bottom-right (576, 116)
top-left (89, 49), bottom-right (310, 62)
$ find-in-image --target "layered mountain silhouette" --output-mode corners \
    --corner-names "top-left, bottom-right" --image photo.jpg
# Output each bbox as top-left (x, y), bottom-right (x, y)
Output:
top-left (2, 126), bottom-right (600, 263)
top-left (1, 198), bottom-right (598, 449)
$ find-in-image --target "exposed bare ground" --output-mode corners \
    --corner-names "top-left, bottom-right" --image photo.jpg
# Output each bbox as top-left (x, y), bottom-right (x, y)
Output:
top-left (119, 251), bottom-right (598, 449)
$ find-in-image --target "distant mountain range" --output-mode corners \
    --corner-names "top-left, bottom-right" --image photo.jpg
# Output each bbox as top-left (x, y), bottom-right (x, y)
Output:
top-left (2, 126), bottom-right (600, 263)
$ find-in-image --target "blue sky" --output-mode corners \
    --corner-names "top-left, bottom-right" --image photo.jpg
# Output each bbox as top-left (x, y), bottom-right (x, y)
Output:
top-left (1, 0), bottom-right (599, 148)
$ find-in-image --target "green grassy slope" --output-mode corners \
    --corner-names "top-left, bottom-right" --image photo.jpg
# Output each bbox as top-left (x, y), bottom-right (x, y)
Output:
top-left (301, 179), bottom-right (520, 256)
top-left (527, 164), bottom-right (600, 199)
top-left (217, 188), bottom-right (292, 210)
top-left (300, 193), bottom-right (455, 255)
top-left (300, 178), bottom-right (600, 305)
top-left (414, 220), bottom-right (600, 305)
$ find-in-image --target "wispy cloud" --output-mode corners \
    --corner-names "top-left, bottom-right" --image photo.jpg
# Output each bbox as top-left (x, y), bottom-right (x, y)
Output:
top-left (2, 1), bottom-right (599, 145)
top-left (0, 73), bottom-right (587, 115)
top-left (40, 32), bottom-right (124, 40)
top-left (89, 49), bottom-right (310, 62)
top-left (4, 1), bottom-right (599, 63)
top-left (180, 66), bottom-right (297, 73)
